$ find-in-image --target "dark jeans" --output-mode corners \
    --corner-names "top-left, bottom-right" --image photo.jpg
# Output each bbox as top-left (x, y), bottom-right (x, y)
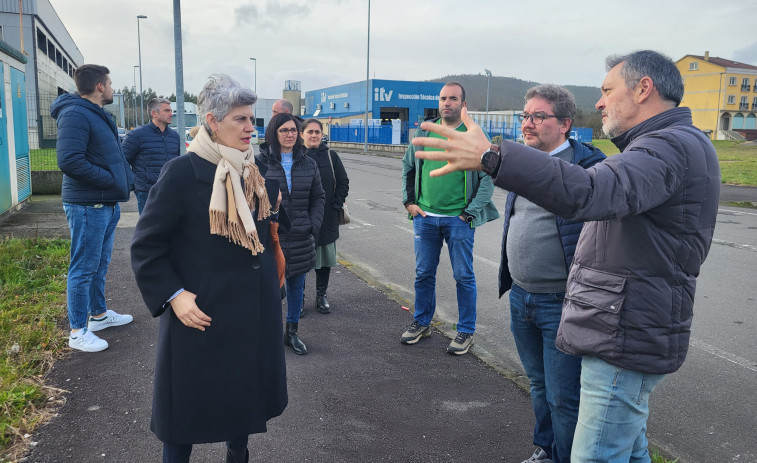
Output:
top-left (162, 435), bottom-right (248, 463)
top-left (510, 283), bottom-right (581, 463)
top-left (135, 190), bottom-right (149, 214)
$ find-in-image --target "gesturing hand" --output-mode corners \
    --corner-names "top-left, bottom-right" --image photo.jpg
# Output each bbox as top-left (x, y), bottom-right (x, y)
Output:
top-left (412, 108), bottom-right (492, 177)
top-left (170, 290), bottom-right (212, 331)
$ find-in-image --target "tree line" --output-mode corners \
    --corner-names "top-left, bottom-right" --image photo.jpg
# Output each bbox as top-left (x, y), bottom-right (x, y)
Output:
top-left (118, 87), bottom-right (198, 129)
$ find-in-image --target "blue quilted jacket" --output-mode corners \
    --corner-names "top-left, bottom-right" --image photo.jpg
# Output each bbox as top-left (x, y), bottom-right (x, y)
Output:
top-left (498, 138), bottom-right (606, 297)
top-left (122, 122), bottom-right (181, 192)
top-left (51, 93), bottom-right (133, 203)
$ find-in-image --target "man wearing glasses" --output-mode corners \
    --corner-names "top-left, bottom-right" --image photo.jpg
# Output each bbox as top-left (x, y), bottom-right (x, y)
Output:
top-left (409, 50), bottom-right (720, 462)
top-left (504, 85), bottom-right (605, 463)
top-left (400, 82), bottom-right (499, 355)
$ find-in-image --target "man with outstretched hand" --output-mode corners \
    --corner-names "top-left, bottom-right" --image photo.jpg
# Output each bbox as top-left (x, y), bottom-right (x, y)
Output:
top-left (411, 50), bottom-right (720, 462)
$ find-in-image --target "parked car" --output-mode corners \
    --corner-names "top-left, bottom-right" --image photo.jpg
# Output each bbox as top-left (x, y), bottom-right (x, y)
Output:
top-left (117, 127), bottom-right (126, 143)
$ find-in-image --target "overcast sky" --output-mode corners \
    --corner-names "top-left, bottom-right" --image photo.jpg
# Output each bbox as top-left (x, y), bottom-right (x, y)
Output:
top-left (50, 0), bottom-right (757, 101)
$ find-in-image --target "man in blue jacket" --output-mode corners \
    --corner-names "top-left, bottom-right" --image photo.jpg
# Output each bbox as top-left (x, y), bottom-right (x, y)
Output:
top-left (502, 85), bottom-right (605, 463)
top-left (52, 64), bottom-right (135, 353)
top-left (122, 97), bottom-right (180, 213)
top-left (411, 51), bottom-right (720, 462)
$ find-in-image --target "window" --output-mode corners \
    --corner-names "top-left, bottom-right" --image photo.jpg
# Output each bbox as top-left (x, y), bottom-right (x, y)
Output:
top-left (729, 77), bottom-right (737, 86)
top-left (47, 41), bottom-right (55, 60)
top-left (62, 57), bottom-right (68, 73)
top-left (741, 96), bottom-right (748, 107)
top-left (37, 29), bottom-right (47, 53)
top-left (689, 62), bottom-right (698, 71)
top-left (55, 49), bottom-right (62, 67)
top-left (743, 78), bottom-right (750, 86)
top-left (753, 97), bottom-right (757, 107)
top-left (727, 95), bottom-right (735, 104)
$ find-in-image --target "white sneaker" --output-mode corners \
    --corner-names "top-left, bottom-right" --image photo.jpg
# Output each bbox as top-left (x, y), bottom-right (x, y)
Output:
top-left (69, 328), bottom-right (108, 352)
top-left (88, 309), bottom-right (133, 332)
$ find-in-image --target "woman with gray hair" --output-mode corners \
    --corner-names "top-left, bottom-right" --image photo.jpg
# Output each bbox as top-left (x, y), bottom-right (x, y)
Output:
top-left (131, 74), bottom-right (287, 463)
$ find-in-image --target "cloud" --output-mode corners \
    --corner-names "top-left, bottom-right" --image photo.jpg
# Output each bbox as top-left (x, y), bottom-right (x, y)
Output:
top-left (234, 1), bottom-right (311, 31)
top-left (234, 4), bottom-right (259, 26)
top-left (733, 42), bottom-right (757, 65)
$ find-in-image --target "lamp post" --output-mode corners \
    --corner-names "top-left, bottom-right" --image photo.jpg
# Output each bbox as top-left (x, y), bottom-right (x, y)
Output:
top-left (137, 14), bottom-right (147, 125)
top-left (364, 0), bottom-right (370, 154)
top-left (132, 66), bottom-right (139, 128)
top-left (250, 57), bottom-right (256, 129)
top-left (485, 69), bottom-right (492, 132)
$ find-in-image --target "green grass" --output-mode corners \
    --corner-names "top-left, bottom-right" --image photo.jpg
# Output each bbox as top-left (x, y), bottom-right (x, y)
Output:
top-left (0, 238), bottom-right (70, 458)
top-left (29, 149), bottom-right (58, 171)
top-left (589, 139), bottom-right (757, 186)
top-left (651, 447), bottom-right (678, 463)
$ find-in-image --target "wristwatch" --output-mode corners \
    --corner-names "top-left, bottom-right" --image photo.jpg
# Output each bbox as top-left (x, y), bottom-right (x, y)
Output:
top-left (480, 144), bottom-right (501, 176)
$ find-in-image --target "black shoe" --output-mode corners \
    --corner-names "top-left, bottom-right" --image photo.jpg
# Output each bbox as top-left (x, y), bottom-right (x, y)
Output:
top-left (284, 322), bottom-right (308, 355)
top-left (316, 294), bottom-right (331, 314)
top-left (316, 267), bottom-right (331, 314)
top-left (226, 448), bottom-right (249, 463)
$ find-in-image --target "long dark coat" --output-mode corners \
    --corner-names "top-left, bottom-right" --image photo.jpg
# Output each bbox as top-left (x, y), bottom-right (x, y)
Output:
top-left (256, 145), bottom-right (325, 278)
top-left (130, 153), bottom-right (287, 444)
top-left (305, 143), bottom-right (349, 246)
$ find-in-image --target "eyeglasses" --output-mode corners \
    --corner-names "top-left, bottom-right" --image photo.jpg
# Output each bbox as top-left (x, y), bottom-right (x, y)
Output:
top-left (278, 128), bottom-right (298, 135)
top-left (517, 112), bottom-right (560, 125)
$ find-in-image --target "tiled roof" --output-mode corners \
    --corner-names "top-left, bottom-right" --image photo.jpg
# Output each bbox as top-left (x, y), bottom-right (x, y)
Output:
top-left (688, 55), bottom-right (757, 71)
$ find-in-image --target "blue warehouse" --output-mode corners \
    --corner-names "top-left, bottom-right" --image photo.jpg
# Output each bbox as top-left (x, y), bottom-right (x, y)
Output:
top-left (303, 79), bottom-right (444, 144)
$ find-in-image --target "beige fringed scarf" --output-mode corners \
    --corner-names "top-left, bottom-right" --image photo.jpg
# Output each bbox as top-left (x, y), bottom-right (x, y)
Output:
top-left (188, 126), bottom-right (271, 254)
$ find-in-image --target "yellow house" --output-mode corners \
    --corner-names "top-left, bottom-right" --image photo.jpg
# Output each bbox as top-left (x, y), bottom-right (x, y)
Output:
top-left (677, 51), bottom-right (757, 140)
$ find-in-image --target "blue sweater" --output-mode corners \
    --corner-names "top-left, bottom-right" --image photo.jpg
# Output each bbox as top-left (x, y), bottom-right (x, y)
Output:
top-left (51, 93), bottom-right (133, 204)
top-left (122, 122), bottom-right (181, 192)
top-left (498, 138), bottom-right (606, 297)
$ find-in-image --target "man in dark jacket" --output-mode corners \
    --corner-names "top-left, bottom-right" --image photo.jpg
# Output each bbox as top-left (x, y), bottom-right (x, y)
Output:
top-left (122, 97), bottom-right (180, 214)
top-left (411, 50), bottom-right (720, 462)
top-left (51, 64), bottom-right (135, 353)
top-left (501, 85), bottom-right (605, 463)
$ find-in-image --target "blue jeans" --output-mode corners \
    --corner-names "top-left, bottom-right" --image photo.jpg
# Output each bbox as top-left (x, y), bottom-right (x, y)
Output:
top-left (162, 435), bottom-right (248, 463)
top-left (572, 356), bottom-right (666, 463)
top-left (509, 284), bottom-right (581, 463)
top-left (285, 272), bottom-right (307, 323)
top-left (135, 190), bottom-right (149, 214)
top-left (63, 202), bottom-right (120, 330)
top-left (412, 215), bottom-right (476, 333)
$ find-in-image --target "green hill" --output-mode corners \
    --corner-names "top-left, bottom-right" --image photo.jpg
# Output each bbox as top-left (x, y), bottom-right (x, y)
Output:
top-left (428, 74), bottom-right (601, 113)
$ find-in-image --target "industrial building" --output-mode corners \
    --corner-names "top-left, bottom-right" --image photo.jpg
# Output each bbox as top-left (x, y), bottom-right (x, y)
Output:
top-left (0, 0), bottom-right (83, 149)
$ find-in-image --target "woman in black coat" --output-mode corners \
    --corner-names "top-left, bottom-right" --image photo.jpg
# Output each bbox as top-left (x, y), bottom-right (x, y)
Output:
top-left (301, 119), bottom-right (349, 313)
top-left (257, 113), bottom-right (325, 355)
top-left (131, 74), bottom-right (286, 463)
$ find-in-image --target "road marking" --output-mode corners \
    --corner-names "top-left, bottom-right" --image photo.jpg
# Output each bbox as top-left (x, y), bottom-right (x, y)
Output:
top-left (711, 238), bottom-right (757, 252)
top-left (690, 338), bottom-right (757, 372)
top-left (718, 208), bottom-right (757, 217)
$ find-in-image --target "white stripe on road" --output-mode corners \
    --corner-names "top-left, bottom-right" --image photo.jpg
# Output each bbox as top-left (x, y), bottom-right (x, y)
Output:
top-left (690, 338), bottom-right (757, 372)
top-left (718, 208), bottom-right (757, 217)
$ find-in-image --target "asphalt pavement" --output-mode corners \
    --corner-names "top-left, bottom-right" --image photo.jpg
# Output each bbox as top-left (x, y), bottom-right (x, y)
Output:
top-left (1, 195), bottom-right (535, 463)
top-left (3, 183), bottom-right (756, 463)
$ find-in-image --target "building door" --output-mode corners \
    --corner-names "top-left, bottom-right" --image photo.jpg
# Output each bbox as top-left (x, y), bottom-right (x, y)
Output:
top-left (11, 67), bottom-right (30, 202)
top-left (721, 114), bottom-right (730, 131)
top-left (0, 61), bottom-right (12, 213)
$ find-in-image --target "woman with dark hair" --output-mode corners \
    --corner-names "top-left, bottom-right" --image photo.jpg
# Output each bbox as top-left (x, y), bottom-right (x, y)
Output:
top-left (301, 119), bottom-right (349, 314)
top-left (258, 113), bottom-right (325, 355)
top-left (131, 74), bottom-right (287, 463)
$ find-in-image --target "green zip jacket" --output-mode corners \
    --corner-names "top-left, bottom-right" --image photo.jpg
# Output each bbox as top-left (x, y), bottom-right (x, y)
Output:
top-left (401, 119), bottom-right (499, 228)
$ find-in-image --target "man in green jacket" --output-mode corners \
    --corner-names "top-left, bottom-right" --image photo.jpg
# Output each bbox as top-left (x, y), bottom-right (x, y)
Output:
top-left (400, 82), bottom-right (499, 355)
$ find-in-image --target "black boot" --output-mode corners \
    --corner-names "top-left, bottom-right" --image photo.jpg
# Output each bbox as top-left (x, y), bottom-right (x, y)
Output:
top-left (316, 267), bottom-right (331, 314)
top-left (225, 448), bottom-right (249, 463)
top-left (284, 322), bottom-right (308, 355)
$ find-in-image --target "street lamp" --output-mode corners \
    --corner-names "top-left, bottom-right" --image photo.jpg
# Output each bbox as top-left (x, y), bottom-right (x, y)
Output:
top-left (132, 66), bottom-right (139, 128)
top-left (249, 57), bottom-right (256, 95)
top-left (364, 0), bottom-right (370, 154)
top-left (137, 14), bottom-right (147, 125)
top-left (250, 57), bottom-right (256, 127)
top-left (485, 69), bottom-right (492, 114)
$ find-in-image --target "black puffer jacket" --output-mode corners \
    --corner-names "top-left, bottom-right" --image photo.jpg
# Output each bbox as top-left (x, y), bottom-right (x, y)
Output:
top-left (122, 122), bottom-right (181, 192)
top-left (492, 107), bottom-right (720, 374)
top-left (257, 145), bottom-right (325, 277)
top-left (305, 143), bottom-right (349, 246)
